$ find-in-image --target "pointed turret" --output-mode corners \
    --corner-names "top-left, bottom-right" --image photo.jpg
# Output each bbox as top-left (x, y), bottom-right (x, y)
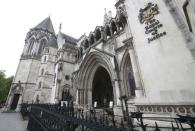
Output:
top-left (103, 8), bottom-right (112, 26)
top-left (35, 17), bottom-right (55, 34)
top-left (103, 8), bottom-right (109, 26)
top-left (57, 23), bottom-right (78, 49)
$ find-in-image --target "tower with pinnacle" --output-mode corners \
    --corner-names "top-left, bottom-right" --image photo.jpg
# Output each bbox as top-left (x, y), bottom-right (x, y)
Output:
top-left (5, 17), bottom-right (58, 111)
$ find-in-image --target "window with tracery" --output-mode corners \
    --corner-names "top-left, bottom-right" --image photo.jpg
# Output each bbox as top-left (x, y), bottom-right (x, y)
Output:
top-left (38, 39), bottom-right (47, 55)
top-left (27, 38), bottom-right (35, 54)
top-left (127, 66), bottom-right (136, 96)
top-left (123, 54), bottom-right (136, 97)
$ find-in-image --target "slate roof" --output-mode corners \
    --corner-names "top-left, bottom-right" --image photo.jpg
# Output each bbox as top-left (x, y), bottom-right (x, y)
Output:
top-left (46, 37), bottom-right (58, 48)
top-left (35, 17), bottom-right (55, 34)
top-left (60, 32), bottom-right (78, 45)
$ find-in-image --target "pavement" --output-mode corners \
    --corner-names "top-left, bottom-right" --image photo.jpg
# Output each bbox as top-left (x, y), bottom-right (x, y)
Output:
top-left (0, 109), bottom-right (28, 131)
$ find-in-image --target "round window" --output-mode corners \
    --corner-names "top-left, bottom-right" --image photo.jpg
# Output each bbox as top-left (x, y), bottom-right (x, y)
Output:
top-left (65, 75), bottom-right (70, 80)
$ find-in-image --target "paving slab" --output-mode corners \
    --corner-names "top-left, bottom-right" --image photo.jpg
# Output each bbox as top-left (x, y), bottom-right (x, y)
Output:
top-left (0, 112), bottom-right (28, 131)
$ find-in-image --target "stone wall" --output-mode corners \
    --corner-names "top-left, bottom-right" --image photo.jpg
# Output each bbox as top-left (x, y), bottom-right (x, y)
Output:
top-left (125, 0), bottom-right (195, 105)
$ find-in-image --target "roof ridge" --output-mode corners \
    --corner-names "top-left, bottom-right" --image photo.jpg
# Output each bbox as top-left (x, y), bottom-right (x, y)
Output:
top-left (62, 32), bottom-right (78, 41)
top-left (60, 32), bottom-right (78, 45)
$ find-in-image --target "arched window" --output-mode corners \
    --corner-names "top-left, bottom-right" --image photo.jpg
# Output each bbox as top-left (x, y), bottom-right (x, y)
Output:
top-left (84, 39), bottom-right (89, 50)
top-left (111, 21), bottom-right (117, 34)
top-left (105, 26), bottom-right (111, 38)
top-left (95, 29), bottom-right (101, 41)
top-left (118, 14), bottom-right (127, 30)
top-left (89, 35), bottom-right (95, 45)
top-left (80, 47), bottom-right (83, 57)
top-left (65, 75), bottom-right (70, 80)
top-left (43, 56), bottom-right (47, 63)
top-left (38, 39), bottom-right (47, 55)
top-left (27, 38), bottom-right (35, 54)
top-left (41, 68), bottom-right (44, 75)
top-left (127, 65), bottom-right (136, 96)
top-left (122, 53), bottom-right (136, 97)
top-left (38, 82), bottom-right (42, 89)
top-left (61, 85), bottom-right (72, 101)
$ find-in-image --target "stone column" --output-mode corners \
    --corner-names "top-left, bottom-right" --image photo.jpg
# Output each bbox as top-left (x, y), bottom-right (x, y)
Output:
top-left (114, 81), bottom-right (121, 106)
top-left (76, 90), bottom-right (79, 105)
top-left (87, 89), bottom-right (92, 108)
top-left (78, 89), bottom-right (84, 106)
top-left (83, 89), bottom-right (86, 107)
top-left (54, 84), bottom-right (60, 103)
top-left (129, 49), bottom-right (144, 98)
top-left (81, 89), bottom-right (84, 106)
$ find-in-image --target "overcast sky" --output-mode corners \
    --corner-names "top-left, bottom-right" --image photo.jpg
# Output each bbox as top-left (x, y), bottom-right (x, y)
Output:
top-left (0, 0), bottom-right (116, 77)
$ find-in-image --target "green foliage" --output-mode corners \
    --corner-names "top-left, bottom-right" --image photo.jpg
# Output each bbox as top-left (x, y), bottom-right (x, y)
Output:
top-left (0, 70), bottom-right (14, 101)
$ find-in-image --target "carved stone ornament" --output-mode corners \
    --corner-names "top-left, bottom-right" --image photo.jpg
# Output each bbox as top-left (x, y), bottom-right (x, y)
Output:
top-left (136, 105), bottom-right (195, 115)
top-left (138, 2), bottom-right (159, 24)
top-left (12, 82), bottom-right (23, 94)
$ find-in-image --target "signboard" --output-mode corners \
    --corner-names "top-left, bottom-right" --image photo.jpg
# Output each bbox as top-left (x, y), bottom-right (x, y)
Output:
top-left (138, 2), bottom-right (167, 43)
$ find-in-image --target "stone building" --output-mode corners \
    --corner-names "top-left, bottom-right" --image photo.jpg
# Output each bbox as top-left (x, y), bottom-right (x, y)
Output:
top-left (5, 17), bottom-right (58, 111)
top-left (5, 0), bottom-right (195, 118)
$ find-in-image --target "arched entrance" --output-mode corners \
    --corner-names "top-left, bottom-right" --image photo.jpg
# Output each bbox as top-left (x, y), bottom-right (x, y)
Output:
top-left (10, 94), bottom-right (20, 110)
top-left (92, 66), bottom-right (114, 108)
top-left (76, 52), bottom-right (117, 108)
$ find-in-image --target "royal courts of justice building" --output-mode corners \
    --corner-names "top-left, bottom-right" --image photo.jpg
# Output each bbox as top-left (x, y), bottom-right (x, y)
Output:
top-left (4, 0), bottom-right (195, 117)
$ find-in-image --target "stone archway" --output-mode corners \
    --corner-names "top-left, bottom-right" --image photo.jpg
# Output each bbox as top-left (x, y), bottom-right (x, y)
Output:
top-left (120, 50), bottom-right (136, 97)
top-left (10, 94), bottom-right (20, 110)
top-left (76, 51), bottom-right (117, 107)
top-left (8, 81), bottom-right (23, 110)
top-left (92, 66), bottom-right (114, 108)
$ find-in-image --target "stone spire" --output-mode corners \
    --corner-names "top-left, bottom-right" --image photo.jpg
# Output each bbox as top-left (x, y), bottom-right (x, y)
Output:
top-left (103, 8), bottom-right (109, 26)
top-left (103, 8), bottom-right (112, 26)
top-left (59, 23), bottom-right (62, 32)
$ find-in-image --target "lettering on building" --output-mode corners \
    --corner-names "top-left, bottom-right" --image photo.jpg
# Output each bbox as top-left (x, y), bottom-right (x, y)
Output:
top-left (138, 2), bottom-right (167, 43)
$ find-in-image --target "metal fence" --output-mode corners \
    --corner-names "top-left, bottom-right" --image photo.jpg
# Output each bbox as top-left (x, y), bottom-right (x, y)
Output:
top-left (21, 103), bottom-right (195, 131)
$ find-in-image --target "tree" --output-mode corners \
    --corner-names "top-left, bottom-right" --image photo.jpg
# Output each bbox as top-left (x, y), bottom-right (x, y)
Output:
top-left (0, 70), bottom-right (14, 101)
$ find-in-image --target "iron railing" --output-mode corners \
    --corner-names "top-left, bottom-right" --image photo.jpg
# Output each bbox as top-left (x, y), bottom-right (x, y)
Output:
top-left (21, 103), bottom-right (195, 131)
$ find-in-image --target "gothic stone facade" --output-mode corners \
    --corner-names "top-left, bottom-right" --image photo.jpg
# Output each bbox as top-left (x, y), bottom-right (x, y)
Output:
top-left (5, 0), bottom-right (195, 117)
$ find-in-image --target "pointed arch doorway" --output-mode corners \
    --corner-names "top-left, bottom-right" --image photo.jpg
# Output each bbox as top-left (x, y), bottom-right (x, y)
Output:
top-left (92, 66), bottom-right (114, 108)
top-left (77, 52), bottom-right (117, 108)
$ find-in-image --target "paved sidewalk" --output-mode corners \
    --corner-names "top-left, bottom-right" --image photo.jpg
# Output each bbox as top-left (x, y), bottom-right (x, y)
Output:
top-left (0, 111), bottom-right (28, 131)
